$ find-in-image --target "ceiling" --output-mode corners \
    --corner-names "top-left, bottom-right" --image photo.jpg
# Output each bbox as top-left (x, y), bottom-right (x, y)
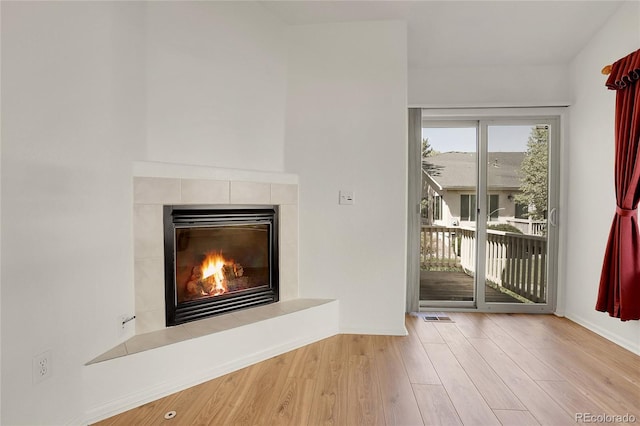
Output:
top-left (261, 1), bottom-right (624, 69)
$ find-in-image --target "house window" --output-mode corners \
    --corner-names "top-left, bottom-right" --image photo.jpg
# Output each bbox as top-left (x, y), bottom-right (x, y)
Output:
top-left (460, 194), bottom-right (476, 221)
top-left (433, 195), bottom-right (442, 220)
top-left (488, 194), bottom-right (499, 221)
top-left (515, 203), bottom-right (529, 219)
top-left (461, 194), bottom-right (499, 221)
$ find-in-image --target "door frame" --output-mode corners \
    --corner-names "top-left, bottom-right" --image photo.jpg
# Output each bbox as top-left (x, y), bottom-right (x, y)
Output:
top-left (408, 107), bottom-right (565, 314)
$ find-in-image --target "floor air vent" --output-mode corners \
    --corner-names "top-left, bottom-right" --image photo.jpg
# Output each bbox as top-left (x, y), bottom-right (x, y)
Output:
top-left (422, 313), bottom-right (454, 322)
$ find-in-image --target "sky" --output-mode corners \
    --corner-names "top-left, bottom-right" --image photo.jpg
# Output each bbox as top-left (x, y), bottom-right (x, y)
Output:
top-left (422, 125), bottom-right (534, 153)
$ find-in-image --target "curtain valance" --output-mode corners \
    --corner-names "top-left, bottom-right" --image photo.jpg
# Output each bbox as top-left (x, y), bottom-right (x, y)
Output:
top-left (605, 48), bottom-right (640, 90)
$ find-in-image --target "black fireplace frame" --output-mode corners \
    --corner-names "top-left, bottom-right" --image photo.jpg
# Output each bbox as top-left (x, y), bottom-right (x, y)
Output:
top-left (163, 204), bottom-right (279, 326)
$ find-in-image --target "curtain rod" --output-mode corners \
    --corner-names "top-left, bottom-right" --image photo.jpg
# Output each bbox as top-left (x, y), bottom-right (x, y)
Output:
top-left (602, 64), bottom-right (612, 75)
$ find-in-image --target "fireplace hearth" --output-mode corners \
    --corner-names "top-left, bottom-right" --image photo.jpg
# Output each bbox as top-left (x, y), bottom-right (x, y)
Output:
top-left (164, 205), bottom-right (279, 326)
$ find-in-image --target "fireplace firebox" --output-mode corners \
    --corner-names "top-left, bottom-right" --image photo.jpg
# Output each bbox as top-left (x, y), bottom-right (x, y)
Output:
top-left (164, 205), bottom-right (279, 326)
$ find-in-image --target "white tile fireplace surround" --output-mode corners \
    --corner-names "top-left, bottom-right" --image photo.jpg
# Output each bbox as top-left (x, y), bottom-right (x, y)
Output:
top-left (133, 173), bottom-right (299, 334)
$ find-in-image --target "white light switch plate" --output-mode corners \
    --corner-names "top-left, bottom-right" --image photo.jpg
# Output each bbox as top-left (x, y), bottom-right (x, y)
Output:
top-left (339, 190), bottom-right (354, 205)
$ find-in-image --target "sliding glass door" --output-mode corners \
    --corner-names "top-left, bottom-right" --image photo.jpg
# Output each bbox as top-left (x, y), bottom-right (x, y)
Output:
top-left (416, 115), bottom-right (559, 312)
top-left (419, 123), bottom-right (478, 307)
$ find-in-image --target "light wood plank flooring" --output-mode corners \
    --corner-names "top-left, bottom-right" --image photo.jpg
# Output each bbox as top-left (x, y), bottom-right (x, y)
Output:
top-left (96, 313), bottom-right (640, 425)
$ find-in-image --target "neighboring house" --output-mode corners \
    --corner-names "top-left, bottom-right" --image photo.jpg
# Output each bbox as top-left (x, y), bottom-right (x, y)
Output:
top-left (422, 152), bottom-right (528, 228)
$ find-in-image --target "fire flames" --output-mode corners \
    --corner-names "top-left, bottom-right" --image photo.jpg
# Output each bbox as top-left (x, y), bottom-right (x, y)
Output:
top-left (184, 252), bottom-right (245, 299)
top-left (200, 252), bottom-right (229, 296)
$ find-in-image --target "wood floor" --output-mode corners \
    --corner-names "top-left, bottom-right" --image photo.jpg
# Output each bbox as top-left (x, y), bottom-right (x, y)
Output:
top-left (420, 271), bottom-right (522, 303)
top-left (96, 313), bottom-right (640, 426)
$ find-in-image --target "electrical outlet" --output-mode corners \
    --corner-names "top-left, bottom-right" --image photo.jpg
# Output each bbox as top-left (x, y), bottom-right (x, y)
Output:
top-left (33, 350), bottom-right (52, 384)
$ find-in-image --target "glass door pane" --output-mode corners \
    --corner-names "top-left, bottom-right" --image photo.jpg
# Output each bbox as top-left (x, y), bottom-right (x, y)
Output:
top-left (420, 124), bottom-right (477, 306)
top-left (483, 123), bottom-right (550, 305)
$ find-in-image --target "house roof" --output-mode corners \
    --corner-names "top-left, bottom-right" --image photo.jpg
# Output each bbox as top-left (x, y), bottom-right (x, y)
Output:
top-left (423, 151), bottom-right (526, 191)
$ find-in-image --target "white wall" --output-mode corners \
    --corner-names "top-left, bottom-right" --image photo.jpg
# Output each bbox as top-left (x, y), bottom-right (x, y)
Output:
top-left (565, 1), bottom-right (640, 353)
top-left (409, 64), bottom-right (570, 108)
top-left (1, 2), bottom-right (146, 423)
top-left (145, 2), bottom-right (287, 172)
top-left (2, 2), bottom-right (294, 422)
top-left (285, 21), bottom-right (408, 335)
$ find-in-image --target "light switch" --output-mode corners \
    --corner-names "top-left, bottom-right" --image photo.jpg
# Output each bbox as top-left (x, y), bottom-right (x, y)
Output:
top-left (339, 190), bottom-right (354, 205)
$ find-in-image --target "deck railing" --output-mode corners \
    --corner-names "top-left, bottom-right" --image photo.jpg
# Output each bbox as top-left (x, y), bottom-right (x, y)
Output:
top-left (505, 218), bottom-right (547, 236)
top-left (420, 226), bottom-right (547, 303)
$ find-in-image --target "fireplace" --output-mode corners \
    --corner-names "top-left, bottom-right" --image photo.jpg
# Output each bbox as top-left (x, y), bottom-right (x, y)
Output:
top-left (163, 205), bottom-right (279, 326)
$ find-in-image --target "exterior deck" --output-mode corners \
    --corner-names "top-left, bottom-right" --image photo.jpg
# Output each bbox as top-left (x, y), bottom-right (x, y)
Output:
top-left (420, 225), bottom-right (547, 304)
top-left (420, 270), bottom-right (522, 303)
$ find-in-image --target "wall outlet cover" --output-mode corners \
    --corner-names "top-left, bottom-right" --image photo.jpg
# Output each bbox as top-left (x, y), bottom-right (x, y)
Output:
top-left (33, 350), bottom-right (52, 384)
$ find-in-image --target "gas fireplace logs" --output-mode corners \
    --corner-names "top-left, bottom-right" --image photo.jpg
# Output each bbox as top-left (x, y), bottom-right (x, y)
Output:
top-left (184, 261), bottom-right (247, 299)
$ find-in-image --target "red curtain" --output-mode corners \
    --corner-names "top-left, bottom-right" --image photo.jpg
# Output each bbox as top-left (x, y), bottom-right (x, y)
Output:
top-left (597, 48), bottom-right (640, 321)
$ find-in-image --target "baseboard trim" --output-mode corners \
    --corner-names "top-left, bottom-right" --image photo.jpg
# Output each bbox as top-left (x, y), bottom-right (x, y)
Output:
top-left (564, 313), bottom-right (639, 355)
